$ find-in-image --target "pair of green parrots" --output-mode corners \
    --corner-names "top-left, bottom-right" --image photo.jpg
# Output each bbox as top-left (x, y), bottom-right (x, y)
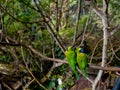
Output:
top-left (65, 46), bottom-right (88, 80)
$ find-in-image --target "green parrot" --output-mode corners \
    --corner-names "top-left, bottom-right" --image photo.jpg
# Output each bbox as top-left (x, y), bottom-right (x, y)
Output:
top-left (76, 47), bottom-right (88, 79)
top-left (65, 46), bottom-right (80, 80)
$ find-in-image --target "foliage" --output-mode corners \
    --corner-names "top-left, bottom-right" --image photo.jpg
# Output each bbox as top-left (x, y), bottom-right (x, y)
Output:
top-left (0, 0), bottom-right (120, 90)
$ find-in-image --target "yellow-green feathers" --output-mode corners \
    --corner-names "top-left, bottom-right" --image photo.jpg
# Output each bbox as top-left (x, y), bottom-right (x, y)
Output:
top-left (65, 46), bottom-right (88, 80)
top-left (65, 46), bottom-right (80, 80)
top-left (76, 48), bottom-right (88, 78)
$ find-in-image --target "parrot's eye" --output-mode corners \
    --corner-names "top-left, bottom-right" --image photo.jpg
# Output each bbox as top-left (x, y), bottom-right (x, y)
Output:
top-left (80, 48), bottom-right (84, 53)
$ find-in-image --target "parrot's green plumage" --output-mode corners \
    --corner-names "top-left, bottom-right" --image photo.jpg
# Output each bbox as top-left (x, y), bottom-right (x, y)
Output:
top-left (65, 46), bottom-right (80, 80)
top-left (76, 48), bottom-right (88, 79)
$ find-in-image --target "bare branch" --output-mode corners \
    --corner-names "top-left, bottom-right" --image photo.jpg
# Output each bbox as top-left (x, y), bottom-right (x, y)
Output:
top-left (27, 45), bottom-right (67, 63)
top-left (73, 0), bottom-right (82, 45)
top-left (85, 0), bottom-right (104, 18)
top-left (89, 64), bottom-right (120, 71)
top-left (110, 25), bottom-right (120, 35)
top-left (55, 0), bottom-right (59, 32)
top-left (86, 0), bottom-right (109, 89)
top-left (0, 5), bottom-right (43, 24)
top-left (103, 0), bottom-right (109, 14)
top-left (79, 16), bottom-right (90, 47)
top-left (21, 46), bottom-right (48, 90)
top-left (33, 0), bottom-right (66, 53)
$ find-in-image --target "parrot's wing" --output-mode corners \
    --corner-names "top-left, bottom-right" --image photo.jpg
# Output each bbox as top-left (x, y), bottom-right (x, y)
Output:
top-left (77, 53), bottom-right (84, 69)
top-left (82, 54), bottom-right (88, 78)
top-left (65, 50), bottom-right (76, 64)
top-left (65, 49), bottom-right (80, 80)
top-left (77, 53), bottom-right (88, 78)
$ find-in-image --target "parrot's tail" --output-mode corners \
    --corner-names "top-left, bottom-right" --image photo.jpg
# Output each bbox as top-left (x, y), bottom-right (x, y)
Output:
top-left (83, 70), bottom-right (88, 79)
top-left (74, 71), bottom-right (80, 80)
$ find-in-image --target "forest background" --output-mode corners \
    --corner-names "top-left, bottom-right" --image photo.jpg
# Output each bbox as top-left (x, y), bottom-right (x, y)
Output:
top-left (0, 0), bottom-right (120, 90)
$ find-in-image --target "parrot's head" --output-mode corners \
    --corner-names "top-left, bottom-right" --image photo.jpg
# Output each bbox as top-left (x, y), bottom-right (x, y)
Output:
top-left (77, 48), bottom-right (85, 53)
top-left (68, 46), bottom-right (72, 50)
top-left (80, 48), bottom-right (85, 53)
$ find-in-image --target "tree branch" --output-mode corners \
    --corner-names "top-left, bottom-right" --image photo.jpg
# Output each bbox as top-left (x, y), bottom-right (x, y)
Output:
top-left (33, 0), bottom-right (66, 53)
top-left (85, 0), bottom-right (109, 89)
top-left (0, 5), bottom-right (43, 24)
top-left (85, 0), bottom-right (104, 18)
top-left (89, 64), bottom-right (120, 71)
top-left (73, 0), bottom-right (82, 45)
top-left (1, 41), bottom-right (120, 72)
top-left (27, 45), bottom-right (67, 63)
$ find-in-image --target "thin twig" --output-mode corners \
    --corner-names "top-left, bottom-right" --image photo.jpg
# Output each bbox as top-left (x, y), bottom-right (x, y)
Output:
top-left (21, 46), bottom-right (48, 90)
top-left (77, 67), bottom-right (93, 84)
top-left (0, 5), bottom-right (43, 24)
top-left (90, 39), bottom-right (103, 64)
top-left (79, 16), bottom-right (90, 47)
top-left (109, 38), bottom-right (120, 61)
top-left (0, 9), bottom-right (3, 41)
top-left (28, 45), bottom-right (67, 63)
top-left (73, 0), bottom-right (82, 45)
top-left (23, 79), bottom-right (35, 90)
top-left (2, 82), bottom-right (12, 90)
top-left (33, 0), bottom-right (66, 53)
top-left (56, 0), bottom-right (59, 32)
